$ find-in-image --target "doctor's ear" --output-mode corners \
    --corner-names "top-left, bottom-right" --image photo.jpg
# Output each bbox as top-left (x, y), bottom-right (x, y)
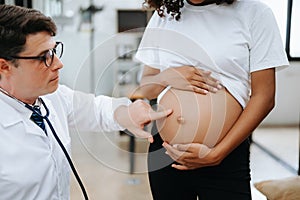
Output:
top-left (0, 58), bottom-right (12, 74)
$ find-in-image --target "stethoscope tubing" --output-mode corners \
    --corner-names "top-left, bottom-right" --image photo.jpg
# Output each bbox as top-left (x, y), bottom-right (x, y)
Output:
top-left (0, 88), bottom-right (88, 199)
top-left (25, 98), bottom-right (89, 200)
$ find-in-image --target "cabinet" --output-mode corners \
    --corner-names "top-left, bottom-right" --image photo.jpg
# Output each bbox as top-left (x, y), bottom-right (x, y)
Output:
top-left (114, 8), bottom-right (154, 99)
top-left (113, 32), bottom-right (144, 99)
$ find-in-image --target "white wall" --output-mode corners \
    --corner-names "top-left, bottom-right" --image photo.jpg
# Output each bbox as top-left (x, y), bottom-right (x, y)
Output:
top-left (259, 0), bottom-right (300, 125)
top-left (47, 0), bottom-right (146, 95)
top-left (36, 0), bottom-right (300, 126)
top-left (263, 62), bottom-right (300, 125)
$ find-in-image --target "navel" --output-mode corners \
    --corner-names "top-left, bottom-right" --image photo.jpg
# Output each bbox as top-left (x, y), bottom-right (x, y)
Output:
top-left (176, 116), bottom-right (185, 124)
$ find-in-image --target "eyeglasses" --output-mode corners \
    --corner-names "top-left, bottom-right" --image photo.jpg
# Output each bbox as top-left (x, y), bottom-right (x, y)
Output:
top-left (6, 42), bottom-right (63, 67)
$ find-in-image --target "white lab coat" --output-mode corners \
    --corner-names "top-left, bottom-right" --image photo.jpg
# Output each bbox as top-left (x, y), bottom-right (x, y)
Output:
top-left (0, 85), bottom-right (130, 200)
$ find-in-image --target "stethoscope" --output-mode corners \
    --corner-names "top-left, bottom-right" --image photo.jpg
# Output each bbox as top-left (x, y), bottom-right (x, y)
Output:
top-left (0, 88), bottom-right (89, 200)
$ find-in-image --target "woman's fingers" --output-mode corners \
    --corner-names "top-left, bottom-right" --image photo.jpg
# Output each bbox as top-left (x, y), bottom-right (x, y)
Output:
top-left (189, 79), bottom-right (221, 94)
top-left (191, 69), bottom-right (223, 93)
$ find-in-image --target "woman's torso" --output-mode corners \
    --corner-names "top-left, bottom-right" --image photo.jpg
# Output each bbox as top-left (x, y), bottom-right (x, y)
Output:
top-left (156, 87), bottom-right (242, 147)
top-left (136, 0), bottom-right (286, 145)
top-left (136, 0), bottom-right (280, 108)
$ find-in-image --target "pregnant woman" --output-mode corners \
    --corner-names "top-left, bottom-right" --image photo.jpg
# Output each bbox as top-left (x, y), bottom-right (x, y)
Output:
top-left (135, 0), bottom-right (289, 199)
top-left (157, 84), bottom-right (242, 147)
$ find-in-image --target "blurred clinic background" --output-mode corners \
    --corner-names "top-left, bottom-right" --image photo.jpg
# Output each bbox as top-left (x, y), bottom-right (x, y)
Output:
top-left (1, 0), bottom-right (299, 199)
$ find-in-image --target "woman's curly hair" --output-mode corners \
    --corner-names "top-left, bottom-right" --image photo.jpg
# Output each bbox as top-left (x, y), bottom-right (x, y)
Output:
top-left (144, 0), bottom-right (235, 20)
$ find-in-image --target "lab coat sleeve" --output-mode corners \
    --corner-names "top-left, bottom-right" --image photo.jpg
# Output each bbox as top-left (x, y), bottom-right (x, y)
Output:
top-left (56, 85), bottom-right (131, 132)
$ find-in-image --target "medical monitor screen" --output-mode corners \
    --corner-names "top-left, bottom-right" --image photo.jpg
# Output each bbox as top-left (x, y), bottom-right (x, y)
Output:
top-left (117, 10), bottom-right (151, 33)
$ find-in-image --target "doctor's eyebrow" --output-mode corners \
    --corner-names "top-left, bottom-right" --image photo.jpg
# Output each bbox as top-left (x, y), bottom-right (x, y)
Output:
top-left (36, 42), bottom-right (57, 56)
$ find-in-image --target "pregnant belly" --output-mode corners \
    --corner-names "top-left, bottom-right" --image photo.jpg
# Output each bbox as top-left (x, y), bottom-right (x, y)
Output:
top-left (156, 87), bottom-right (242, 147)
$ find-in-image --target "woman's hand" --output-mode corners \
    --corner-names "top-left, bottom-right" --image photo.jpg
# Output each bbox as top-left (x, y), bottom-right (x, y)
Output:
top-left (161, 66), bottom-right (222, 94)
top-left (162, 142), bottom-right (223, 170)
top-left (139, 65), bottom-right (222, 100)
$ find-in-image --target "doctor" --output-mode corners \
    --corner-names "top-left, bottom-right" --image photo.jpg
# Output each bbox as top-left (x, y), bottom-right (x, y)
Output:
top-left (0, 4), bottom-right (172, 200)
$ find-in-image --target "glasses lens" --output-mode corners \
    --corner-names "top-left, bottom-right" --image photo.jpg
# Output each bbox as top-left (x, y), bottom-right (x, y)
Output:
top-left (45, 50), bottom-right (54, 67)
top-left (44, 42), bottom-right (63, 67)
top-left (54, 42), bottom-right (63, 59)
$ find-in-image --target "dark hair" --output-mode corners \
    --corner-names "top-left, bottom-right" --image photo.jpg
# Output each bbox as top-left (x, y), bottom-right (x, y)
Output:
top-left (0, 5), bottom-right (57, 59)
top-left (144, 0), bottom-right (235, 20)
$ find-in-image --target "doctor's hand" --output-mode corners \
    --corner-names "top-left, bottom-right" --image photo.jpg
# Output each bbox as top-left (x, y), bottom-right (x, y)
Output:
top-left (161, 66), bottom-right (222, 94)
top-left (114, 99), bottom-right (172, 143)
top-left (163, 142), bottom-right (223, 170)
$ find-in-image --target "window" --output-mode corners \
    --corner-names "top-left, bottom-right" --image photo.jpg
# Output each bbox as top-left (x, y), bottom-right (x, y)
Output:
top-left (261, 0), bottom-right (288, 47)
top-left (286, 0), bottom-right (300, 60)
top-left (262, 0), bottom-right (300, 60)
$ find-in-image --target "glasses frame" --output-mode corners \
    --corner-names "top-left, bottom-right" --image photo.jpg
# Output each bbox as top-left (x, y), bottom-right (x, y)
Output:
top-left (5, 41), bottom-right (64, 67)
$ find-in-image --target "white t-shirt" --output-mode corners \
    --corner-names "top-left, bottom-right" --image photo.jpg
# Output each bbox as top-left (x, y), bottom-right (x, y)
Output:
top-left (135, 0), bottom-right (289, 108)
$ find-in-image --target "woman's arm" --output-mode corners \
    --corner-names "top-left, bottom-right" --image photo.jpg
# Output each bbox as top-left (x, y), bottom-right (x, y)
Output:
top-left (139, 65), bottom-right (222, 100)
top-left (139, 66), bottom-right (164, 100)
top-left (163, 68), bottom-right (275, 170)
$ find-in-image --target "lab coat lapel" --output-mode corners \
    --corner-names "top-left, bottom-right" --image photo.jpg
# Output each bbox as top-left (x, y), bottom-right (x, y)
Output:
top-left (0, 94), bottom-right (48, 137)
top-left (0, 102), bottom-right (46, 136)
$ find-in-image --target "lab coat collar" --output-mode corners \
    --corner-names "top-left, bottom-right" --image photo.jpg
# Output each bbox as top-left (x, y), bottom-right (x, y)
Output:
top-left (0, 92), bottom-right (55, 137)
top-left (0, 91), bottom-right (32, 127)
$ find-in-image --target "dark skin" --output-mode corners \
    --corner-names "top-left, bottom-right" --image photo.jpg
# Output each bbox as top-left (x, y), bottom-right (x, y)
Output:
top-left (141, 0), bottom-right (275, 170)
top-left (163, 68), bottom-right (275, 170)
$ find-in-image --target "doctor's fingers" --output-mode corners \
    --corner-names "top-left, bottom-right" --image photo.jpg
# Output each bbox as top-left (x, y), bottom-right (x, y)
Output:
top-left (131, 100), bottom-right (172, 122)
top-left (148, 108), bottom-right (173, 121)
top-left (127, 127), bottom-right (154, 143)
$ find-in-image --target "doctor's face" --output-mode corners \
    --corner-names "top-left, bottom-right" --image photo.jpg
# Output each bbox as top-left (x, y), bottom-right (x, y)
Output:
top-left (6, 32), bottom-right (63, 104)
